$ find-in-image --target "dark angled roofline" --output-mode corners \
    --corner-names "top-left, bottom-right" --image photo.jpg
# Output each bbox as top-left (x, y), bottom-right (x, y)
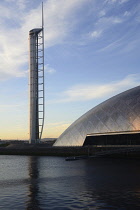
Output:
top-left (29, 28), bottom-right (42, 35)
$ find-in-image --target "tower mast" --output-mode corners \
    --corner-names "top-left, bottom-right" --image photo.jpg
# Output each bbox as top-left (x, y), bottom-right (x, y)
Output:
top-left (29, 2), bottom-right (45, 144)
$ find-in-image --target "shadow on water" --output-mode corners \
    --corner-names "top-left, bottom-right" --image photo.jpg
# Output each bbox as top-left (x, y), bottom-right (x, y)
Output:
top-left (82, 158), bottom-right (140, 209)
top-left (26, 156), bottom-right (41, 210)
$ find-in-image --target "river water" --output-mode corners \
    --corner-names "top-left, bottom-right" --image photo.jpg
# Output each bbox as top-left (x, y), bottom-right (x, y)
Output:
top-left (0, 155), bottom-right (140, 210)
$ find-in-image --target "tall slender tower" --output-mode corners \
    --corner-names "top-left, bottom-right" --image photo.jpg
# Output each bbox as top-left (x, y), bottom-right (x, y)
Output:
top-left (29, 3), bottom-right (44, 144)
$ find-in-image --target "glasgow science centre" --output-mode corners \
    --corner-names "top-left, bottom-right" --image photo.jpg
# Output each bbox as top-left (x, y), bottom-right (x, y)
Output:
top-left (25, 3), bottom-right (140, 153)
top-left (26, 4), bottom-right (140, 153)
top-left (54, 86), bottom-right (140, 148)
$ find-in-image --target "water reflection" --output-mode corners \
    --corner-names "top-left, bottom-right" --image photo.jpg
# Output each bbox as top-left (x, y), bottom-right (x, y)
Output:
top-left (27, 156), bottom-right (40, 210)
top-left (83, 158), bottom-right (140, 209)
top-left (22, 156), bottom-right (140, 209)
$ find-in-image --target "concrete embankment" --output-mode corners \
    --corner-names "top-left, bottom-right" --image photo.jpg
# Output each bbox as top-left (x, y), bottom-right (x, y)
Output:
top-left (0, 144), bottom-right (140, 158)
top-left (0, 144), bottom-right (90, 156)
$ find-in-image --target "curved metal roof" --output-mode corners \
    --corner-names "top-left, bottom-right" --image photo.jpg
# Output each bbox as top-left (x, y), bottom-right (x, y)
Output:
top-left (54, 86), bottom-right (140, 146)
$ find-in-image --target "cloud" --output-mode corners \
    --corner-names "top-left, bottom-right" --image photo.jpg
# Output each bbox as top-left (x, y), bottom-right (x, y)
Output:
top-left (44, 121), bottom-right (71, 138)
top-left (46, 122), bottom-right (70, 127)
top-left (88, 0), bottom-right (134, 46)
top-left (95, 16), bottom-right (123, 30)
top-left (22, 0), bottom-right (88, 47)
top-left (98, 10), bottom-right (106, 17)
top-left (97, 36), bottom-right (125, 52)
top-left (120, 39), bottom-right (140, 53)
top-left (0, 0), bottom-right (87, 80)
top-left (89, 15), bottom-right (124, 42)
top-left (16, 0), bottom-right (28, 10)
top-left (0, 0), bottom-right (139, 80)
top-left (98, 36), bottom-right (140, 54)
top-left (119, 0), bottom-right (129, 4)
top-left (123, 11), bottom-right (131, 17)
top-left (105, 0), bottom-right (129, 4)
top-left (48, 74), bottom-right (140, 103)
top-left (4, 0), bottom-right (28, 11)
top-left (90, 30), bottom-right (102, 38)
top-left (45, 64), bottom-right (56, 74)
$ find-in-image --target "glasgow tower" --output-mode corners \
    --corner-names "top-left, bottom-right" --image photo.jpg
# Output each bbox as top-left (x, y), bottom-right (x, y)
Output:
top-left (29, 3), bottom-right (44, 144)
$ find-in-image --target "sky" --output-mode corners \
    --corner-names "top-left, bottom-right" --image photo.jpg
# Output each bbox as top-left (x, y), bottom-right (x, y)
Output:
top-left (0, 0), bottom-right (140, 140)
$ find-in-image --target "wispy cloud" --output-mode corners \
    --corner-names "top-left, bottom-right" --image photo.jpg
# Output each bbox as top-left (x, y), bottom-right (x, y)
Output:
top-left (98, 10), bottom-right (106, 18)
top-left (105, 0), bottom-right (129, 4)
top-left (90, 30), bottom-right (102, 38)
top-left (43, 0), bottom-right (87, 47)
top-left (0, 0), bottom-right (140, 80)
top-left (98, 36), bottom-right (140, 53)
top-left (48, 74), bottom-right (140, 104)
top-left (87, 0), bottom-right (140, 54)
top-left (46, 122), bottom-right (70, 127)
top-left (97, 36), bottom-right (125, 52)
top-left (90, 16), bottom-right (124, 40)
top-left (119, 0), bottom-right (129, 4)
top-left (44, 121), bottom-right (71, 138)
top-left (45, 64), bottom-right (56, 74)
top-left (0, 0), bottom-right (87, 80)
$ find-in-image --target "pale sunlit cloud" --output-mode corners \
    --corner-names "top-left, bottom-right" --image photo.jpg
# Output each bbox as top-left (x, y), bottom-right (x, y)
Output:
top-left (43, 122), bottom-right (71, 138)
top-left (49, 74), bottom-right (140, 103)
top-left (46, 122), bottom-right (71, 127)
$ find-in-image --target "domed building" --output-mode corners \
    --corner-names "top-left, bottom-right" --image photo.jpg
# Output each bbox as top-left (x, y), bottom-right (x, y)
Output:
top-left (54, 86), bottom-right (140, 147)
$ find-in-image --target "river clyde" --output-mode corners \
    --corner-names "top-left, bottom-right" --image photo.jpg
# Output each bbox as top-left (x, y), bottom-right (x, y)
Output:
top-left (0, 156), bottom-right (140, 209)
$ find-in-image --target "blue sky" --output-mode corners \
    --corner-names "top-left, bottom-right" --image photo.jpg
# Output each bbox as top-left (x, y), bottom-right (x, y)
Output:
top-left (0, 0), bottom-right (140, 140)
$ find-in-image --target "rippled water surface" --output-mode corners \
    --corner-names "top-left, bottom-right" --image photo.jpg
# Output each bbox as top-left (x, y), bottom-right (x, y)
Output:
top-left (0, 156), bottom-right (140, 209)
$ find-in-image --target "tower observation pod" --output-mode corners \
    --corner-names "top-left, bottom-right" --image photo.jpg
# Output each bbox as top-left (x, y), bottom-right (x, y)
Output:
top-left (29, 4), bottom-right (44, 144)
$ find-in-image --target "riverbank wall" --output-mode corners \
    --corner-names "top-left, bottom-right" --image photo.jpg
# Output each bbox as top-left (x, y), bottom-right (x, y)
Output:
top-left (0, 144), bottom-right (140, 158)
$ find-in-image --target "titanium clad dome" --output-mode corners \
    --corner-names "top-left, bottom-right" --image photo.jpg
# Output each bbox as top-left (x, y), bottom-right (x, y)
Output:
top-left (54, 86), bottom-right (140, 146)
